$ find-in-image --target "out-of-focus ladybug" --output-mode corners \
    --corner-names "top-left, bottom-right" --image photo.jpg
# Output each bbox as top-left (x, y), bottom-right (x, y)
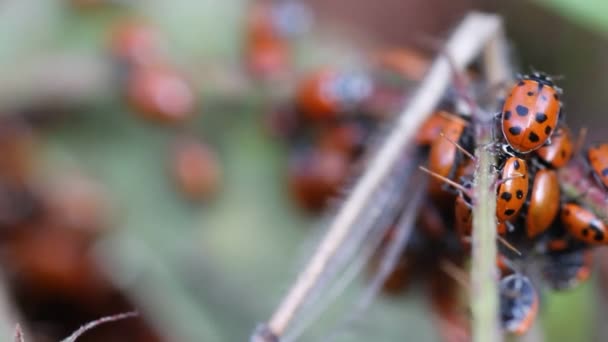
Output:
top-left (172, 139), bottom-right (222, 201)
top-left (109, 20), bottom-right (163, 67)
top-left (426, 114), bottom-right (471, 199)
top-left (415, 112), bottom-right (452, 147)
top-left (287, 146), bottom-right (350, 212)
top-left (296, 69), bottom-right (373, 122)
top-left (542, 248), bottom-right (592, 290)
top-left (499, 273), bottom-right (539, 335)
top-left (535, 125), bottom-right (573, 168)
top-left (586, 143), bottom-right (608, 190)
top-left (245, 38), bottom-right (290, 78)
top-left (501, 73), bottom-right (561, 153)
top-left (373, 48), bottom-right (430, 82)
top-left (496, 157), bottom-right (528, 224)
top-left (561, 203), bottom-right (608, 245)
top-left (526, 169), bottom-right (560, 238)
top-left (318, 119), bottom-right (371, 159)
top-left (127, 66), bottom-right (195, 123)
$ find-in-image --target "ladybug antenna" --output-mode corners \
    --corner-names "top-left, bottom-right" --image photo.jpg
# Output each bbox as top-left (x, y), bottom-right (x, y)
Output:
top-left (439, 131), bottom-right (476, 161)
top-left (419, 166), bottom-right (470, 195)
top-left (496, 172), bottom-right (525, 186)
top-left (497, 235), bottom-right (522, 256)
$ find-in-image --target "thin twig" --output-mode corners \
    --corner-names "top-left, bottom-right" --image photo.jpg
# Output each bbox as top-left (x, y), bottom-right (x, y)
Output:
top-left (252, 12), bottom-right (503, 342)
top-left (470, 19), bottom-right (511, 342)
top-left (60, 311), bottom-right (139, 342)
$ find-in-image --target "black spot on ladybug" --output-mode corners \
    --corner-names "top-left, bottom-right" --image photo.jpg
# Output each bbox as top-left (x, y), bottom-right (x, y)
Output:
top-left (504, 209), bottom-right (516, 216)
top-left (504, 111), bottom-right (512, 120)
top-left (561, 150), bottom-right (567, 158)
top-left (563, 209), bottom-right (570, 216)
top-left (528, 132), bottom-right (540, 143)
top-left (545, 126), bottom-right (552, 135)
top-left (516, 105), bottom-right (529, 116)
top-left (527, 91), bottom-right (534, 96)
top-left (535, 113), bottom-right (548, 123)
top-left (501, 192), bottom-right (512, 202)
top-left (582, 228), bottom-right (589, 237)
top-left (514, 160), bottom-right (521, 170)
top-left (509, 127), bottom-right (522, 136)
top-left (518, 81), bottom-right (525, 86)
top-left (602, 168), bottom-right (608, 177)
top-left (516, 190), bottom-right (524, 199)
top-left (553, 93), bottom-right (559, 100)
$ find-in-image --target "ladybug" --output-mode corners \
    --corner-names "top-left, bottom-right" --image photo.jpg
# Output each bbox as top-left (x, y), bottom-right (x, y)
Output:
top-left (454, 193), bottom-right (473, 242)
top-left (499, 274), bottom-right (539, 335)
top-left (526, 169), bottom-right (560, 238)
top-left (172, 139), bottom-right (222, 201)
top-left (109, 20), bottom-right (163, 67)
top-left (501, 73), bottom-right (561, 153)
top-left (426, 115), bottom-right (471, 198)
top-left (496, 157), bottom-right (528, 223)
top-left (127, 66), bottom-right (195, 123)
top-left (245, 38), bottom-right (290, 78)
top-left (586, 143), bottom-right (608, 189)
top-left (296, 69), bottom-right (372, 121)
top-left (535, 126), bottom-right (573, 168)
top-left (561, 203), bottom-right (608, 245)
top-left (543, 248), bottom-right (592, 290)
top-left (415, 111), bottom-right (454, 147)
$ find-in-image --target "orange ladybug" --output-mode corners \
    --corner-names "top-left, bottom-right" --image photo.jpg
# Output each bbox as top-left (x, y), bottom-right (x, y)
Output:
top-left (496, 157), bottom-right (528, 223)
top-left (561, 203), bottom-right (608, 244)
top-left (526, 169), bottom-right (560, 238)
top-left (172, 139), bottom-right (222, 201)
top-left (535, 125), bottom-right (573, 168)
top-left (109, 20), bottom-right (163, 67)
top-left (499, 274), bottom-right (539, 335)
top-left (426, 114), bottom-right (470, 198)
top-left (415, 112), bottom-right (451, 147)
top-left (586, 143), bottom-right (608, 189)
top-left (501, 73), bottom-right (561, 153)
top-left (127, 66), bottom-right (195, 123)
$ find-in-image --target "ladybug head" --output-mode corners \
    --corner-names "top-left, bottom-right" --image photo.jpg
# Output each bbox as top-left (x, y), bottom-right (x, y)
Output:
top-left (524, 71), bottom-right (555, 86)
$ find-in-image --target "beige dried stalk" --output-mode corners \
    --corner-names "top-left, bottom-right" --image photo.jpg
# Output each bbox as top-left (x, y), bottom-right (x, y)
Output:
top-left (252, 12), bottom-right (507, 342)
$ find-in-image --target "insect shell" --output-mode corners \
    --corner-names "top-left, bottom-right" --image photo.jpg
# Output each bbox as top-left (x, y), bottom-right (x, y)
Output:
top-left (535, 125), bottom-right (573, 168)
top-left (501, 73), bottom-right (562, 153)
top-left (526, 168), bottom-right (560, 238)
top-left (561, 203), bottom-right (608, 245)
top-left (496, 157), bottom-right (529, 224)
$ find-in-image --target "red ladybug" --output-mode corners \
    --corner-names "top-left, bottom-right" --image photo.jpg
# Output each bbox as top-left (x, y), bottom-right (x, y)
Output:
top-left (172, 139), bottom-right (222, 201)
top-left (496, 157), bottom-right (528, 223)
top-left (426, 114), bottom-right (471, 198)
top-left (415, 111), bottom-right (452, 147)
top-left (535, 125), bottom-right (573, 168)
top-left (543, 248), bottom-right (592, 290)
top-left (109, 20), bottom-right (163, 67)
top-left (561, 203), bottom-right (608, 245)
top-left (586, 143), bottom-right (608, 189)
top-left (127, 66), bottom-right (195, 123)
top-left (501, 73), bottom-right (561, 153)
top-left (526, 169), bottom-right (560, 238)
top-left (499, 274), bottom-right (539, 335)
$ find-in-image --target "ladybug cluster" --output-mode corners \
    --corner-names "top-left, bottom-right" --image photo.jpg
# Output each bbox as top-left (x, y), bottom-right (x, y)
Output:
top-left (271, 59), bottom-right (607, 338)
top-left (400, 71), bottom-right (608, 337)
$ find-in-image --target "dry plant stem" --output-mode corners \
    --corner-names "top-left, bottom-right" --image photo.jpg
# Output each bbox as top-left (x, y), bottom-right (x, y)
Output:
top-left (252, 12), bottom-right (503, 342)
top-left (471, 20), bottom-right (511, 342)
top-left (60, 311), bottom-right (138, 342)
